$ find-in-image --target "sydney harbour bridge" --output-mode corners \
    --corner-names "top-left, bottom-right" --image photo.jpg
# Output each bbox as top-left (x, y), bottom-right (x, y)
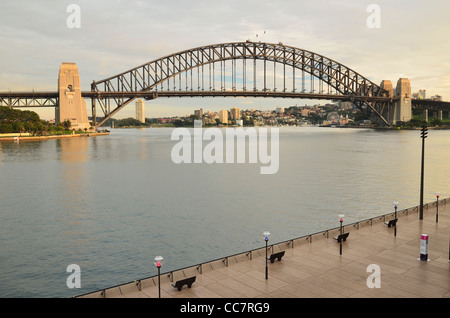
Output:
top-left (1, 41), bottom-right (449, 129)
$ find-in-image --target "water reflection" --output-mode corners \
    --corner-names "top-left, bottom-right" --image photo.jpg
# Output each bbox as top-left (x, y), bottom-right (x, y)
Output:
top-left (56, 138), bottom-right (90, 206)
top-left (55, 138), bottom-right (94, 265)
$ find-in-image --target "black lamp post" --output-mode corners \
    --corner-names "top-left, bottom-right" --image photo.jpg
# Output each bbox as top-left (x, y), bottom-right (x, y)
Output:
top-left (435, 192), bottom-right (439, 222)
top-left (419, 125), bottom-right (428, 220)
top-left (154, 256), bottom-right (164, 298)
top-left (339, 214), bottom-right (344, 255)
top-left (393, 201), bottom-right (398, 237)
top-left (263, 231), bottom-right (270, 279)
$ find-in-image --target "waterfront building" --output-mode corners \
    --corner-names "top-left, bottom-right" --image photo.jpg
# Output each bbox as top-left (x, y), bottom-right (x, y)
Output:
top-left (219, 109), bottom-right (228, 124)
top-left (135, 99), bottom-right (145, 123)
top-left (194, 108), bottom-right (203, 119)
top-left (301, 108), bottom-right (310, 117)
top-left (412, 90), bottom-right (426, 100)
top-left (419, 89), bottom-right (426, 99)
top-left (230, 107), bottom-right (240, 120)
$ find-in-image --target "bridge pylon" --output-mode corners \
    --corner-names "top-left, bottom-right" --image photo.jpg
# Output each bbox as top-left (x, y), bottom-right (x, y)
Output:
top-left (56, 63), bottom-right (91, 130)
top-left (392, 78), bottom-right (412, 125)
top-left (380, 78), bottom-right (412, 125)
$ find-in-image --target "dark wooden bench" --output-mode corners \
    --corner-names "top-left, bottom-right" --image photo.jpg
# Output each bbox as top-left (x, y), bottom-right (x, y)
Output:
top-left (384, 219), bottom-right (398, 227)
top-left (334, 232), bottom-right (349, 243)
top-left (267, 251), bottom-right (285, 263)
top-left (171, 276), bottom-right (196, 291)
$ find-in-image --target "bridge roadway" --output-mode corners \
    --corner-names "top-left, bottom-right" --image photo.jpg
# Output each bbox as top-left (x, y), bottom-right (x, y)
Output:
top-left (2, 89), bottom-right (449, 111)
top-left (0, 90), bottom-right (394, 104)
top-left (77, 199), bottom-right (450, 299)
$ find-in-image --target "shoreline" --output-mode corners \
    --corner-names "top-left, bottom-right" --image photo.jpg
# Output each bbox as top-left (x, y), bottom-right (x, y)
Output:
top-left (104, 124), bottom-right (450, 130)
top-left (2, 124), bottom-right (446, 141)
top-left (0, 131), bottom-right (110, 142)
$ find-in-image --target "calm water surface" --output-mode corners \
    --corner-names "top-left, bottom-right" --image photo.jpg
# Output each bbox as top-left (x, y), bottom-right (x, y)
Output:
top-left (0, 127), bottom-right (449, 297)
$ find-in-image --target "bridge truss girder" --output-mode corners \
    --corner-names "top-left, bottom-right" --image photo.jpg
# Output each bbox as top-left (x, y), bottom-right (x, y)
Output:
top-left (412, 99), bottom-right (450, 112)
top-left (0, 92), bottom-right (58, 108)
top-left (91, 41), bottom-right (392, 127)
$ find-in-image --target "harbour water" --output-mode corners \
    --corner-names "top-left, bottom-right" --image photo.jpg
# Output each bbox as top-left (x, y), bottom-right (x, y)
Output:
top-left (0, 126), bottom-right (449, 298)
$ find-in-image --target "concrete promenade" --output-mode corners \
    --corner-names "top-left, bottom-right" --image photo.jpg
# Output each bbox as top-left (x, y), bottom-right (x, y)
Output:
top-left (78, 199), bottom-right (450, 298)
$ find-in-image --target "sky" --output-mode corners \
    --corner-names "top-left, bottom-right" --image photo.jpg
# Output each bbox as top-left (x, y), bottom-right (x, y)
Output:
top-left (0, 0), bottom-right (449, 120)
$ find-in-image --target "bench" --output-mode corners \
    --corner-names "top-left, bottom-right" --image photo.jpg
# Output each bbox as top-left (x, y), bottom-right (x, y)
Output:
top-left (384, 219), bottom-right (398, 227)
top-left (171, 276), bottom-right (196, 291)
top-left (334, 232), bottom-right (349, 243)
top-left (267, 251), bottom-right (285, 263)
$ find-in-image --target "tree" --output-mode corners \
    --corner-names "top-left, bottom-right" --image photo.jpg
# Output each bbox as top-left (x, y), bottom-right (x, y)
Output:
top-left (114, 117), bottom-right (145, 127)
top-left (13, 122), bottom-right (25, 134)
top-left (63, 119), bottom-right (72, 130)
top-left (353, 110), bottom-right (371, 122)
top-left (407, 119), bottom-right (424, 127)
top-left (0, 123), bottom-right (14, 133)
top-left (173, 119), bottom-right (184, 127)
top-left (54, 125), bottom-right (64, 134)
top-left (430, 118), bottom-right (442, 127)
top-left (308, 113), bottom-right (322, 124)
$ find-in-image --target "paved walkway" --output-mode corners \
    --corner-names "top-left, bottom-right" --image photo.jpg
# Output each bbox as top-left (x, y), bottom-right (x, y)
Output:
top-left (79, 200), bottom-right (450, 298)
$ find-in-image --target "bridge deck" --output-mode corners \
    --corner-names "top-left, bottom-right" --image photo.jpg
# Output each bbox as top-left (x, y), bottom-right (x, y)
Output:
top-left (79, 201), bottom-right (450, 299)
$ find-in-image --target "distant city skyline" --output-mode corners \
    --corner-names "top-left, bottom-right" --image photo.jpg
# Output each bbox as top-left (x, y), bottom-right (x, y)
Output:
top-left (1, 1), bottom-right (449, 120)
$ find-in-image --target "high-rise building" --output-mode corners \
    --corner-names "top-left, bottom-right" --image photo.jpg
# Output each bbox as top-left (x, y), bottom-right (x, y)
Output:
top-left (194, 108), bottom-right (203, 119)
top-left (219, 109), bottom-right (228, 124)
top-left (135, 99), bottom-right (145, 123)
top-left (230, 107), bottom-right (240, 120)
top-left (413, 90), bottom-right (426, 100)
top-left (419, 89), bottom-right (426, 99)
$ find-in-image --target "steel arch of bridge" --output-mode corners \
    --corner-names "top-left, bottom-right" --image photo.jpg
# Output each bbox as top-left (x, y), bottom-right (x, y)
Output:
top-left (91, 41), bottom-right (392, 127)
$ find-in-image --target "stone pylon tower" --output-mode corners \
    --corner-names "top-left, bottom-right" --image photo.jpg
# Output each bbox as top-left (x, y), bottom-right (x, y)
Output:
top-left (381, 78), bottom-right (412, 125)
top-left (380, 80), bottom-right (394, 123)
top-left (56, 63), bottom-right (91, 130)
top-left (380, 80), bottom-right (394, 98)
top-left (393, 78), bottom-right (412, 124)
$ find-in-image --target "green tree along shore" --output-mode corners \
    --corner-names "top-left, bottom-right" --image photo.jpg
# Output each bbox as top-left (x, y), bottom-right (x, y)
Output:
top-left (104, 109), bottom-right (450, 129)
top-left (0, 106), bottom-right (83, 136)
top-left (105, 117), bottom-right (151, 128)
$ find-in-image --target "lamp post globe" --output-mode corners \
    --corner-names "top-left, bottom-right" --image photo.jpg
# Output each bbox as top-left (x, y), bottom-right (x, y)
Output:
top-left (338, 214), bottom-right (344, 226)
top-left (154, 256), bottom-right (164, 268)
top-left (154, 256), bottom-right (164, 298)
